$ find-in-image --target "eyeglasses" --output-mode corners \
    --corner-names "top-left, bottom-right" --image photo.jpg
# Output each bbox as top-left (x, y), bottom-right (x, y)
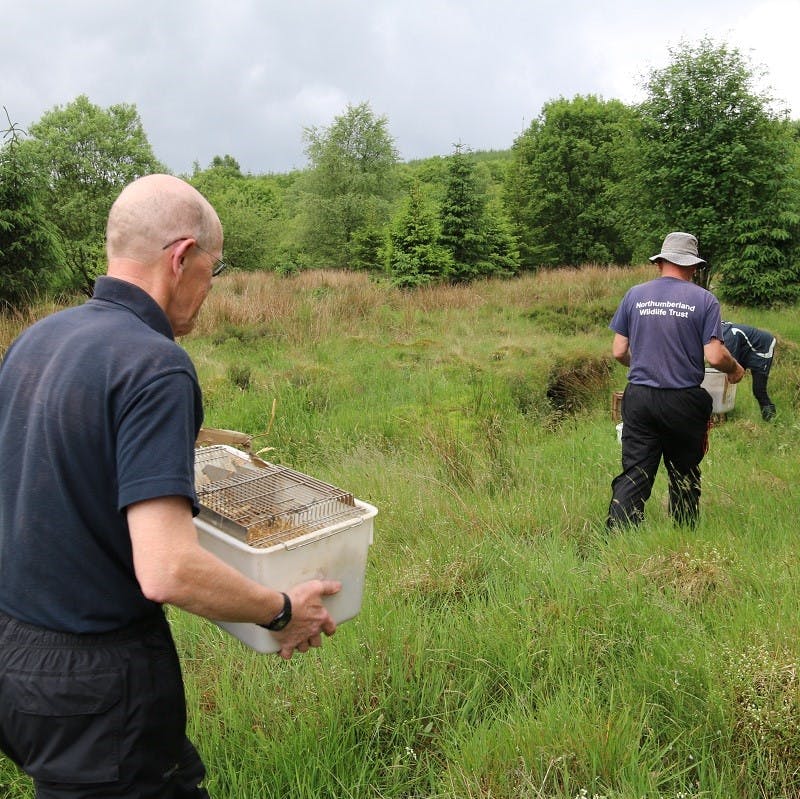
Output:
top-left (162, 237), bottom-right (228, 277)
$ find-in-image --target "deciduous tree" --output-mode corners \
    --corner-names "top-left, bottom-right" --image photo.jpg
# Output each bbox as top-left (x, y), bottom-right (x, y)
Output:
top-left (191, 157), bottom-right (281, 272)
top-left (24, 95), bottom-right (165, 294)
top-left (637, 38), bottom-right (800, 303)
top-left (297, 102), bottom-right (399, 269)
top-left (505, 95), bottom-right (635, 269)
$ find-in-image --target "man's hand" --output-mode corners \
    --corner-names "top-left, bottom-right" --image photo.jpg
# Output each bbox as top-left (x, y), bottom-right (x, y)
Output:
top-left (272, 579), bottom-right (342, 660)
top-left (705, 339), bottom-right (744, 384)
top-left (727, 361), bottom-right (745, 384)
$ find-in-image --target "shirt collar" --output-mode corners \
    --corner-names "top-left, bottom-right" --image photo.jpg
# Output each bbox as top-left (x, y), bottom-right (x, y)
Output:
top-left (92, 276), bottom-right (175, 341)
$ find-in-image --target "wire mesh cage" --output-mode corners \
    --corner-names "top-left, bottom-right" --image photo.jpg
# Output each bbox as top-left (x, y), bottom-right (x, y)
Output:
top-left (194, 445), bottom-right (362, 548)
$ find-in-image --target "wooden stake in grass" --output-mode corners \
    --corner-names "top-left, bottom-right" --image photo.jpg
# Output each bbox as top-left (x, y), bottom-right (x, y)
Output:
top-left (253, 397), bottom-right (278, 458)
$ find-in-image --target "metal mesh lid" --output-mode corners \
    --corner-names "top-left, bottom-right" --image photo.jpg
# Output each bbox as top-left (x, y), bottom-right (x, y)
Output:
top-left (194, 445), bottom-right (362, 548)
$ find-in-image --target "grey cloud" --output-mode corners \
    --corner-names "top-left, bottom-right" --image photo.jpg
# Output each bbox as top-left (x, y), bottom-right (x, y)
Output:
top-left (1, 0), bottom-right (795, 175)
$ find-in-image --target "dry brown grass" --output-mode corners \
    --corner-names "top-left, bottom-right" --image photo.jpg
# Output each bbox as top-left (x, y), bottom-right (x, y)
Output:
top-left (0, 264), bottom-right (648, 352)
top-left (0, 299), bottom-right (74, 355)
top-left (388, 553), bottom-right (490, 607)
top-left (196, 268), bottom-right (488, 325)
top-left (193, 269), bottom-right (394, 341)
top-left (491, 263), bottom-right (650, 310)
top-left (633, 544), bottom-right (737, 604)
top-left (189, 264), bottom-right (648, 346)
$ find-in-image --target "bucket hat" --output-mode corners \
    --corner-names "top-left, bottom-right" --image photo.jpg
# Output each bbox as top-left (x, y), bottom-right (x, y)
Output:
top-left (649, 232), bottom-right (706, 267)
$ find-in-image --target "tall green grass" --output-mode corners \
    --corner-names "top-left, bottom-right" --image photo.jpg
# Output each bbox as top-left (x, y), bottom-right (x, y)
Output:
top-left (2, 267), bottom-right (799, 798)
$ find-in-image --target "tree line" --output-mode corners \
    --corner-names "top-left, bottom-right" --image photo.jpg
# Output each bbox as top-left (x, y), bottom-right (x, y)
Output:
top-left (2, 37), bottom-right (799, 309)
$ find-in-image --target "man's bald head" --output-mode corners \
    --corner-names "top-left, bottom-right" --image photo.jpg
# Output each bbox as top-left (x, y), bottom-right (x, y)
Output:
top-left (106, 174), bottom-right (221, 265)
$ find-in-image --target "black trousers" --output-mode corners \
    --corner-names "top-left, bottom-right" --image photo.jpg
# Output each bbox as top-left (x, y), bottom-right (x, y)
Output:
top-left (0, 610), bottom-right (209, 799)
top-left (751, 371), bottom-right (772, 408)
top-left (607, 383), bottom-right (712, 529)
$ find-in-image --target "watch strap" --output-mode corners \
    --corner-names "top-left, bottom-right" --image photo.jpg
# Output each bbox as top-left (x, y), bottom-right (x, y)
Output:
top-left (259, 592), bottom-right (292, 631)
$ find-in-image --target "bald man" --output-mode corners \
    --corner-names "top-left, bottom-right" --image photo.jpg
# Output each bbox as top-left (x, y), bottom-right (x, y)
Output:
top-left (0, 175), bottom-right (340, 798)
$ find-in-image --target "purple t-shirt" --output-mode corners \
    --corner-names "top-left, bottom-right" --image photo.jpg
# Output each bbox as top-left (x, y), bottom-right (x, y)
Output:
top-left (610, 276), bottom-right (722, 388)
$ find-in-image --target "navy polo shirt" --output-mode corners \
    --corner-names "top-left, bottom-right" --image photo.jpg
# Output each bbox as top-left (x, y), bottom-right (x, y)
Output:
top-left (0, 277), bottom-right (204, 632)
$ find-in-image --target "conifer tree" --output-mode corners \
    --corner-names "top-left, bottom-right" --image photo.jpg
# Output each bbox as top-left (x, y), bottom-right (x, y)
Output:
top-left (439, 144), bottom-right (487, 282)
top-left (0, 110), bottom-right (60, 308)
top-left (387, 180), bottom-right (452, 288)
top-left (439, 145), bottom-right (519, 282)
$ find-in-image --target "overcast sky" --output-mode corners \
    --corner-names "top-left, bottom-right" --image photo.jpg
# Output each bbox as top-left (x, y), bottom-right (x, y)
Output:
top-left (2, 0), bottom-right (798, 176)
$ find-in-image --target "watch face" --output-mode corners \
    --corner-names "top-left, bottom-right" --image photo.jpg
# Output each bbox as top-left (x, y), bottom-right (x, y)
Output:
top-left (267, 612), bottom-right (290, 631)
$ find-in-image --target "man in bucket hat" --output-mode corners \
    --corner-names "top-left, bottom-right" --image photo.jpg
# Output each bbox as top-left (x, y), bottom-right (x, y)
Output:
top-left (606, 232), bottom-right (745, 529)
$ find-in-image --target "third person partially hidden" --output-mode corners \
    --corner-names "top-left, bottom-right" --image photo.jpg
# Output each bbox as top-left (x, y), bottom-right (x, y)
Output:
top-left (721, 321), bottom-right (777, 421)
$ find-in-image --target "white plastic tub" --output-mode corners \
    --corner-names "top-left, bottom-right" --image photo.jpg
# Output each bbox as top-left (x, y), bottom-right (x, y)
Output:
top-left (701, 368), bottom-right (737, 414)
top-left (194, 503), bottom-right (376, 653)
top-left (192, 445), bottom-right (377, 653)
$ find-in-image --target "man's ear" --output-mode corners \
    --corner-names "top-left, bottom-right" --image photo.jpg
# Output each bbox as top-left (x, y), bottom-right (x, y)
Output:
top-left (169, 238), bottom-right (195, 278)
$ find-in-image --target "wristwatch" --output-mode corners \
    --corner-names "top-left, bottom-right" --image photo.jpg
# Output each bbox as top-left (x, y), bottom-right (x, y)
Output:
top-left (259, 592), bottom-right (292, 631)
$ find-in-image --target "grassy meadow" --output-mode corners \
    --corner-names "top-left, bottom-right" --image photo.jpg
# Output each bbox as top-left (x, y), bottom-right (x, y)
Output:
top-left (2, 266), bottom-right (800, 798)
